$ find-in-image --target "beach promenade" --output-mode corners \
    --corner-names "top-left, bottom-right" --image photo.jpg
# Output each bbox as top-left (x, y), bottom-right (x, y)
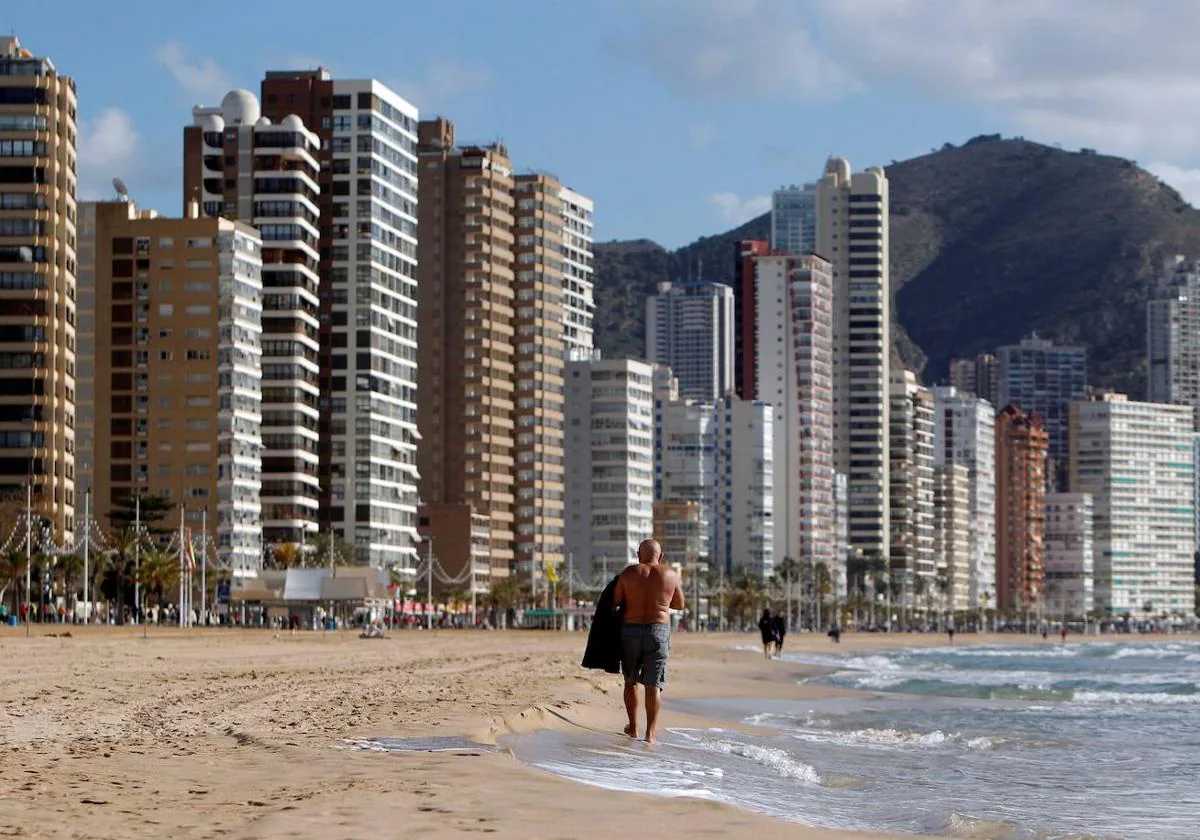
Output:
top-left (0, 626), bottom-right (1127, 839)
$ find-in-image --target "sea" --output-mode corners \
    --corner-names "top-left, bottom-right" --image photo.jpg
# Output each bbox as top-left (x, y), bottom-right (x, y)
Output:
top-left (506, 640), bottom-right (1200, 839)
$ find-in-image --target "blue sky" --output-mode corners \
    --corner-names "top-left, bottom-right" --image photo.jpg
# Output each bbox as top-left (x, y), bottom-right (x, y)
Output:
top-left (12, 0), bottom-right (1200, 249)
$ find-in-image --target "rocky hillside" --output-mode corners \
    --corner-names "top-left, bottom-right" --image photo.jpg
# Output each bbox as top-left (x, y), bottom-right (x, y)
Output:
top-left (594, 136), bottom-right (1200, 394)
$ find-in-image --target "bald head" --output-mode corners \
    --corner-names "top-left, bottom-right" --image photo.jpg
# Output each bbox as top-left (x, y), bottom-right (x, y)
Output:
top-left (637, 539), bottom-right (662, 565)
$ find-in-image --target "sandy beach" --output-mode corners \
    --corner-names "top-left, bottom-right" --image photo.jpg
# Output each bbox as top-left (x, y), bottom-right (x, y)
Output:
top-left (0, 626), bottom-right (1174, 839)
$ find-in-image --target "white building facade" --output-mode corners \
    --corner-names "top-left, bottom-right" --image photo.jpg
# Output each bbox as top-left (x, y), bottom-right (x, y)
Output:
top-left (889, 370), bottom-right (936, 598)
top-left (654, 398), bottom-right (715, 564)
top-left (326, 79), bottom-right (421, 572)
top-left (189, 91), bottom-right (322, 550)
top-left (1044, 492), bottom-right (1095, 618)
top-left (932, 386), bottom-right (996, 610)
top-left (1069, 395), bottom-right (1195, 618)
top-left (559, 186), bottom-right (595, 356)
top-left (216, 224), bottom-right (265, 570)
top-left (816, 157), bottom-right (890, 562)
top-left (713, 396), bottom-right (774, 579)
top-left (565, 355), bottom-right (656, 583)
top-left (645, 281), bottom-right (734, 402)
top-left (752, 253), bottom-right (835, 574)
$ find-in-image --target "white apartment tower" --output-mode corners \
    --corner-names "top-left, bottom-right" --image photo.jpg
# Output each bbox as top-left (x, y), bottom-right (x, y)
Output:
top-left (932, 463), bottom-right (972, 613)
top-left (185, 91), bottom-right (322, 550)
top-left (654, 398), bottom-right (715, 565)
top-left (816, 157), bottom-right (890, 561)
top-left (889, 370), bottom-right (936, 597)
top-left (1148, 255), bottom-right (1200, 430)
top-left (771, 183), bottom-right (816, 256)
top-left (752, 253), bottom-right (835, 573)
top-left (645, 281), bottom-right (734, 401)
top-left (713, 396), bottom-right (774, 579)
top-left (1044, 492), bottom-right (1095, 619)
top-left (565, 355), bottom-right (656, 582)
top-left (932, 386), bottom-right (996, 609)
top-left (1069, 395), bottom-right (1195, 617)
top-left (560, 186), bottom-right (595, 355)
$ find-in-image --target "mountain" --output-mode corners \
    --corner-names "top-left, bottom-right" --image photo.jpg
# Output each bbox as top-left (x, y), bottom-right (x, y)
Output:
top-left (593, 136), bottom-right (1200, 395)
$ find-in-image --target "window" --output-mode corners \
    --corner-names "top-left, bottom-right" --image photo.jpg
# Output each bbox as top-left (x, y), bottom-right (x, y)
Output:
top-left (186, 349), bottom-right (211, 361)
top-left (158, 304), bottom-right (174, 316)
top-left (185, 305), bottom-right (211, 316)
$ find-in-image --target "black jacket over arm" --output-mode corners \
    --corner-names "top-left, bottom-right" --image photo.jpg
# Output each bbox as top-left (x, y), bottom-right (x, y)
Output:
top-left (581, 575), bottom-right (624, 673)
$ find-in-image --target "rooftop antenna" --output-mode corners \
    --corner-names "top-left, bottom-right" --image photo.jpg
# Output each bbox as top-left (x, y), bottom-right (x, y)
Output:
top-left (112, 177), bottom-right (128, 201)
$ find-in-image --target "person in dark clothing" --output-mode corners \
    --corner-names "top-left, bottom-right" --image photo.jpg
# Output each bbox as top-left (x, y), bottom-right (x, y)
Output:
top-left (828, 624), bottom-right (841, 644)
top-left (772, 613), bottom-right (787, 657)
top-left (581, 574), bottom-right (624, 673)
top-left (758, 608), bottom-right (775, 659)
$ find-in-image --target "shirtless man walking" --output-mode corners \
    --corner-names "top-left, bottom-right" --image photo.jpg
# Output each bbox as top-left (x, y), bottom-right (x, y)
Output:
top-left (613, 539), bottom-right (685, 744)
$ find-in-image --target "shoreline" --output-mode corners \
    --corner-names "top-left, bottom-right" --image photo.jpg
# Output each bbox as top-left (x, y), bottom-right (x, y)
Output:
top-left (1, 628), bottom-right (1195, 839)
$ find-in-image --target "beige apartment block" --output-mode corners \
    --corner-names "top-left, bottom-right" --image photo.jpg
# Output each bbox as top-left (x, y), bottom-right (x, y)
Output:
top-left (89, 201), bottom-right (263, 569)
top-left (416, 117), bottom-right (516, 583)
top-left (0, 36), bottom-right (77, 540)
top-left (932, 462), bottom-right (971, 613)
top-left (512, 173), bottom-right (567, 589)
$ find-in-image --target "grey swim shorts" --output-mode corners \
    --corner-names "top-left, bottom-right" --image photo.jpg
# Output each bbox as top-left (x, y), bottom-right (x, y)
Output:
top-left (620, 623), bottom-right (671, 689)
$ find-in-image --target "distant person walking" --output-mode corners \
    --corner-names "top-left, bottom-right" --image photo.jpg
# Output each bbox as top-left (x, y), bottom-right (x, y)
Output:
top-left (1061, 625), bottom-right (1069, 644)
top-left (948, 625), bottom-right (956, 645)
top-left (772, 612), bottom-right (787, 657)
top-left (613, 539), bottom-right (684, 744)
top-left (758, 608), bottom-right (775, 659)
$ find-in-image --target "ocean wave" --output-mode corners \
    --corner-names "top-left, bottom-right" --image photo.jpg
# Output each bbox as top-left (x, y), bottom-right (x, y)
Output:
top-left (1072, 689), bottom-right (1200, 706)
top-left (684, 734), bottom-right (823, 784)
top-left (786, 726), bottom-right (997, 751)
top-left (1109, 645), bottom-right (1190, 660)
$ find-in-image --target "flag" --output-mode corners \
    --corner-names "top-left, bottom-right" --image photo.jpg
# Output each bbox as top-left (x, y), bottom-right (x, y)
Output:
top-left (183, 530), bottom-right (196, 571)
top-left (544, 558), bottom-right (559, 584)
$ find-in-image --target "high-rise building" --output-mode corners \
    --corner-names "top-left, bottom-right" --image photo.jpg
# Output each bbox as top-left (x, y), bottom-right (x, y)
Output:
top-left (1044, 492), bottom-right (1094, 619)
top-left (948, 353), bottom-right (999, 405)
top-left (816, 157), bottom-right (890, 561)
top-left (1069, 393), bottom-right (1195, 617)
top-left (653, 398), bottom-right (714, 563)
top-left (712, 396), bottom-right (774, 579)
top-left (0, 36), bottom-right (77, 541)
top-left (652, 500), bottom-right (705, 573)
top-left (833, 472), bottom-right (849, 595)
top-left (183, 90), bottom-right (321, 551)
top-left (416, 118), bottom-right (516, 584)
top-left (995, 404), bottom-right (1049, 613)
top-left (1148, 255), bottom-right (1200, 430)
top-left (889, 370), bottom-right (935, 601)
top-left (89, 200), bottom-right (263, 569)
top-left (76, 203), bottom-right (96, 501)
top-left (997, 333), bottom-right (1086, 483)
top-left (565, 355), bottom-right (655, 583)
top-left (645, 280), bottom-right (734, 401)
top-left (932, 463), bottom-right (972, 613)
top-left (770, 184), bottom-right (816, 256)
top-left (751, 253), bottom-right (834, 573)
top-left (559, 186), bottom-right (595, 356)
top-left (512, 173), bottom-right (570, 588)
top-left (259, 70), bottom-right (420, 572)
top-left (732, 239), bottom-right (770, 400)
top-left (932, 386), bottom-right (996, 609)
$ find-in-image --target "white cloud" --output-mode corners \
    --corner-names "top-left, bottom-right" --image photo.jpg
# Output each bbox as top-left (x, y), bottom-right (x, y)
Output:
top-left (708, 191), bottom-right (771, 225)
top-left (1147, 163), bottom-right (1200, 207)
top-left (619, 0), bottom-right (1200, 162)
top-left (396, 59), bottom-right (492, 109)
top-left (688, 122), bottom-right (716, 149)
top-left (77, 108), bottom-right (141, 199)
top-left (153, 41), bottom-right (232, 101)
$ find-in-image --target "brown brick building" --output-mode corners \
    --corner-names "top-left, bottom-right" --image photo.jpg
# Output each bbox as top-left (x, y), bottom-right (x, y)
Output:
top-left (995, 403), bottom-right (1049, 612)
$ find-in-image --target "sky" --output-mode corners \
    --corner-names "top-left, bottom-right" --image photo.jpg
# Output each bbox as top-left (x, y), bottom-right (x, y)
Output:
top-left (11, 0), bottom-right (1200, 250)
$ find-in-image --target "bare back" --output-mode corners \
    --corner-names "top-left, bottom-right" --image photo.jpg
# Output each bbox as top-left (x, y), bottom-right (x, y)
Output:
top-left (615, 563), bottom-right (684, 625)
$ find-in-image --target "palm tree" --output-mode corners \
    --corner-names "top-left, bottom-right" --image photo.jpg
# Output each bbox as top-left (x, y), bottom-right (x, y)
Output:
top-left (138, 548), bottom-right (178, 618)
top-left (813, 562), bottom-right (832, 632)
top-left (310, 533), bottom-right (355, 570)
top-left (270, 542), bottom-right (301, 570)
top-left (55, 553), bottom-right (83, 619)
top-left (104, 527), bottom-right (140, 624)
top-left (865, 552), bottom-right (888, 627)
top-left (0, 550), bottom-right (23, 616)
top-left (727, 570), bottom-right (766, 629)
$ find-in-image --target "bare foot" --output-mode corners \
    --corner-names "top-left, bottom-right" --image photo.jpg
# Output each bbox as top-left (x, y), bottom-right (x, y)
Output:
top-left (623, 724), bottom-right (638, 738)
top-left (644, 732), bottom-right (657, 745)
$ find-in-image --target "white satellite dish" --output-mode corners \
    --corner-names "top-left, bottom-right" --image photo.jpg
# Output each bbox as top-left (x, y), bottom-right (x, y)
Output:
top-left (112, 177), bottom-right (128, 199)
